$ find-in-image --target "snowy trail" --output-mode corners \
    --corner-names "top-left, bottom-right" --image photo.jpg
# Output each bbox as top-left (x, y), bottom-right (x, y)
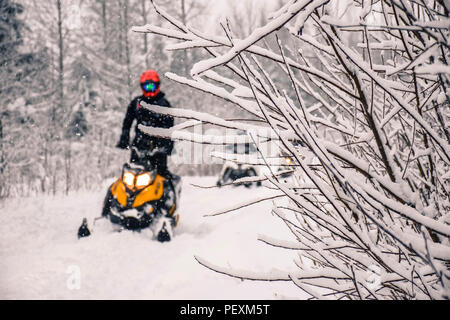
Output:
top-left (0, 177), bottom-right (305, 299)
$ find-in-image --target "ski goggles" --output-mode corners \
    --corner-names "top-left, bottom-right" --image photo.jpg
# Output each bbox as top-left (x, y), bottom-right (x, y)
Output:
top-left (141, 81), bottom-right (159, 93)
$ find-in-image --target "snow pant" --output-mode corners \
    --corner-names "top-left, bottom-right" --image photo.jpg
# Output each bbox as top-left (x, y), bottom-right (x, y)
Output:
top-left (129, 132), bottom-right (173, 177)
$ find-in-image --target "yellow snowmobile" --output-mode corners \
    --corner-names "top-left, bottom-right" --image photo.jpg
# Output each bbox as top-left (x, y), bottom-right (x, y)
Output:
top-left (78, 150), bottom-right (181, 242)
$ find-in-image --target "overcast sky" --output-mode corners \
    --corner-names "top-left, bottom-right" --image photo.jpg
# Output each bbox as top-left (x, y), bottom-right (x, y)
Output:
top-left (200, 0), bottom-right (281, 33)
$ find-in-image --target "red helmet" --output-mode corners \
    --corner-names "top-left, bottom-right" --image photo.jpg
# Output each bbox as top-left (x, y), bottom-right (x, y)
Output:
top-left (140, 70), bottom-right (160, 98)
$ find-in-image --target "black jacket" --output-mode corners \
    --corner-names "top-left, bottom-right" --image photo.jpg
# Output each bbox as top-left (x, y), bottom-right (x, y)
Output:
top-left (118, 91), bottom-right (174, 154)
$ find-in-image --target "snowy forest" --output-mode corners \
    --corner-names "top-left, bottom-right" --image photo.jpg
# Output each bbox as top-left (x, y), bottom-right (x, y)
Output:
top-left (1, 0), bottom-right (449, 301)
top-left (1, 0), bottom-right (255, 198)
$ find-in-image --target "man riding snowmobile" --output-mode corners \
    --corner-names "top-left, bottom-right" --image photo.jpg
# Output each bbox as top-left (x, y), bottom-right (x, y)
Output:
top-left (77, 70), bottom-right (181, 242)
top-left (116, 69), bottom-right (174, 177)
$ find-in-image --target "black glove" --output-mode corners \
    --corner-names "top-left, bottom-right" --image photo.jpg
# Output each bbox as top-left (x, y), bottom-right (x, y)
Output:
top-left (116, 141), bottom-right (129, 149)
top-left (116, 134), bottom-right (130, 149)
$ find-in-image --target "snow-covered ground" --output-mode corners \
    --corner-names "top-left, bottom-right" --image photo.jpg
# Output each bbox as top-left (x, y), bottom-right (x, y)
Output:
top-left (0, 176), bottom-right (306, 299)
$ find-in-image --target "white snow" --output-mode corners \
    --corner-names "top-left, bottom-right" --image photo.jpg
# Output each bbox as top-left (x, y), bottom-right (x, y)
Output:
top-left (0, 177), bottom-right (306, 299)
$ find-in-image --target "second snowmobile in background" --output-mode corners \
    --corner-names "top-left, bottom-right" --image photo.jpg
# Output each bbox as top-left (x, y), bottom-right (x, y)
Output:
top-left (216, 142), bottom-right (261, 188)
top-left (216, 141), bottom-right (295, 187)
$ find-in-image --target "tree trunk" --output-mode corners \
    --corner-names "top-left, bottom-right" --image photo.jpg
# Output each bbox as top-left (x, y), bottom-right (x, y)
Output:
top-left (124, 0), bottom-right (132, 100)
top-left (0, 115), bottom-right (3, 175)
top-left (180, 0), bottom-right (189, 75)
top-left (65, 144), bottom-right (71, 195)
top-left (117, 0), bottom-right (123, 63)
top-left (141, 0), bottom-right (148, 57)
top-left (102, 0), bottom-right (107, 48)
top-left (56, 0), bottom-right (64, 129)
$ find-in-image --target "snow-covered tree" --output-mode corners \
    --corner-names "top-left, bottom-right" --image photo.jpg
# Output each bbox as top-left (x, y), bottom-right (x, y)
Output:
top-left (0, 0), bottom-right (52, 198)
top-left (135, 0), bottom-right (450, 299)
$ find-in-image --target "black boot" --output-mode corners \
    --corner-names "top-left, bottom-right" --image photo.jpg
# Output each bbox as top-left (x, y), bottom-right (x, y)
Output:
top-left (78, 218), bottom-right (91, 238)
top-left (157, 222), bottom-right (171, 242)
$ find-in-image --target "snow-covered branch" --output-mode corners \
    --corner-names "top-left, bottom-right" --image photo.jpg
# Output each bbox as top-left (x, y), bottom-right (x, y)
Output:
top-left (138, 0), bottom-right (450, 300)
